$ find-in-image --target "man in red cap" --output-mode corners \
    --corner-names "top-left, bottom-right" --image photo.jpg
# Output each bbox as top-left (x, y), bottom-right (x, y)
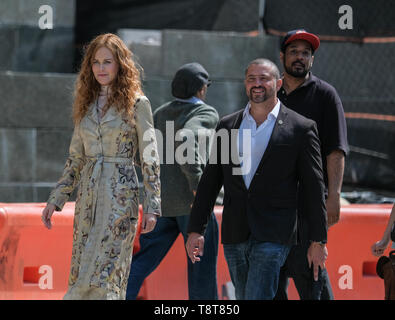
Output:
top-left (275, 29), bottom-right (349, 300)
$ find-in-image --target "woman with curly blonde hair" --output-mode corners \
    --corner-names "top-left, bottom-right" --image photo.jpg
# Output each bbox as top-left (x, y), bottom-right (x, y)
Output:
top-left (41, 33), bottom-right (161, 300)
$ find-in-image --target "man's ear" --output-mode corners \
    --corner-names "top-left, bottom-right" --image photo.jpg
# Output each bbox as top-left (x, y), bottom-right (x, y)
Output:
top-left (310, 55), bottom-right (315, 68)
top-left (195, 86), bottom-right (206, 100)
top-left (276, 78), bottom-right (283, 92)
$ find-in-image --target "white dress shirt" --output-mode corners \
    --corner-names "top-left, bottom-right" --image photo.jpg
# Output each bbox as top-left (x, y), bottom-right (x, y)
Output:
top-left (238, 100), bottom-right (280, 189)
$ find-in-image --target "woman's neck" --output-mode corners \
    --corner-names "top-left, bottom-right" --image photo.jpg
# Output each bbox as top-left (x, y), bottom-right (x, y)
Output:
top-left (99, 85), bottom-right (110, 97)
top-left (97, 85), bottom-right (111, 120)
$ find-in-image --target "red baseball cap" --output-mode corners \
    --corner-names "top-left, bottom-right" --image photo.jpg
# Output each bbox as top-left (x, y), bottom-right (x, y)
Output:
top-left (281, 29), bottom-right (320, 52)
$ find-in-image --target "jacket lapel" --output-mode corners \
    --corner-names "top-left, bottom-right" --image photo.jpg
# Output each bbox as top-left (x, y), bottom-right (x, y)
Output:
top-left (87, 103), bottom-right (99, 124)
top-left (100, 106), bottom-right (119, 124)
top-left (86, 103), bottom-right (119, 125)
top-left (232, 109), bottom-right (244, 130)
top-left (253, 103), bottom-right (289, 176)
top-left (229, 110), bottom-right (248, 191)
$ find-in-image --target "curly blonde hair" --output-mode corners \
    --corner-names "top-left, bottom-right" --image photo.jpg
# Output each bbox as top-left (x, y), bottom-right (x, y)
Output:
top-left (72, 33), bottom-right (144, 124)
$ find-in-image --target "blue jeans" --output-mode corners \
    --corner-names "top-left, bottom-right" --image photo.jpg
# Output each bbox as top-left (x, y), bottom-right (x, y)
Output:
top-left (223, 237), bottom-right (291, 300)
top-left (125, 212), bottom-right (219, 300)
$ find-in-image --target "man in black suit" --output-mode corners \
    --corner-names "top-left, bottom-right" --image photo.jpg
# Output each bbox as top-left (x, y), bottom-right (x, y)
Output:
top-left (186, 58), bottom-right (328, 300)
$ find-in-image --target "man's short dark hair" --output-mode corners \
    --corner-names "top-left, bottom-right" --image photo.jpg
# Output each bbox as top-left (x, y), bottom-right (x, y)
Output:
top-left (245, 59), bottom-right (281, 80)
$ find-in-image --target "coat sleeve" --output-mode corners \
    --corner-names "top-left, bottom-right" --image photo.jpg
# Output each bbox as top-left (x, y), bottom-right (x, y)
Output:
top-left (47, 124), bottom-right (85, 211)
top-left (297, 121), bottom-right (328, 242)
top-left (134, 96), bottom-right (162, 216)
top-left (187, 122), bottom-right (224, 235)
top-left (177, 106), bottom-right (219, 192)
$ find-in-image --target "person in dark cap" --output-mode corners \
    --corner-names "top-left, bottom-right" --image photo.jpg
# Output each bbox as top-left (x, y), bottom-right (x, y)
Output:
top-left (275, 29), bottom-right (349, 300)
top-left (125, 62), bottom-right (219, 300)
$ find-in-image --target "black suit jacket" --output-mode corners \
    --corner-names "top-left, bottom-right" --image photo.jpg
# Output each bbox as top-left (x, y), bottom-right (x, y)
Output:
top-left (187, 103), bottom-right (327, 245)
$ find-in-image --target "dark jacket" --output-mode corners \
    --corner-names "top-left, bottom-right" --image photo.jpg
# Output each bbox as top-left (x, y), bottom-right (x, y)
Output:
top-left (154, 100), bottom-right (219, 217)
top-left (187, 103), bottom-right (327, 245)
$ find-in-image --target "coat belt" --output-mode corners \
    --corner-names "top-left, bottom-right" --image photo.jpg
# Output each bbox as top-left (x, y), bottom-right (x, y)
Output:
top-left (85, 155), bottom-right (134, 228)
top-left (85, 155), bottom-right (134, 165)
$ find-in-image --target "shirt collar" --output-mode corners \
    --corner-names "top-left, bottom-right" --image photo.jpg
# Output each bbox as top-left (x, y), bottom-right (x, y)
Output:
top-left (299, 71), bottom-right (315, 88)
top-left (175, 96), bottom-right (204, 105)
top-left (242, 99), bottom-right (281, 121)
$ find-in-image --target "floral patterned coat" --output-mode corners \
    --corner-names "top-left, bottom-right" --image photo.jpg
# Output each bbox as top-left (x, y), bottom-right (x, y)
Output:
top-left (48, 96), bottom-right (161, 300)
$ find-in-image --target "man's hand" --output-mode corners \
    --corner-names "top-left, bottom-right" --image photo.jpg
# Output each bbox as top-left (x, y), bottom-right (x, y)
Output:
top-left (326, 194), bottom-right (341, 228)
top-left (186, 232), bottom-right (204, 263)
top-left (141, 213), bottom-right (157, 234)
top-left (307, 242), bottom-right (328, 281)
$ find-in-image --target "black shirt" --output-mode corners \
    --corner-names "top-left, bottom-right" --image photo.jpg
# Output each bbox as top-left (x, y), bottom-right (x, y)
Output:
top-left (278, 72), bottom-right (349, 188)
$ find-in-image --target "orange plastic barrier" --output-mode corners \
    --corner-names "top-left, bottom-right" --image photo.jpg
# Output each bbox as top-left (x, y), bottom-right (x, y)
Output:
top-left (0, 202), bottom-right (74, 299)
top-left (0, 202), bottom-right (142, 300)
top-left (319, 204), bottom-right (394, 300)
top-left (136, 204), bottom-right (394, 300)
top-left (0, 202), bottom-right (392, 300)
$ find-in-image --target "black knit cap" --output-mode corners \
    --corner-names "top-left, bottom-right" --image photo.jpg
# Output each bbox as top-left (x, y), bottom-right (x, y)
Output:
top-left (171, 62), bottom-right (211, 99)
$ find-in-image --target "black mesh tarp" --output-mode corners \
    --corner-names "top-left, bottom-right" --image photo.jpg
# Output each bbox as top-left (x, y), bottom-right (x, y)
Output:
top-left (263, 0), bottom-right (395, 42)
top-left (75, 0), bottom-right (259, 46)
top-left (74, 0), bottom-right (260, 69)
top-left (263, 0), bottom-right (395, 193)
top-left (76, 0), bottom-right (224, 44)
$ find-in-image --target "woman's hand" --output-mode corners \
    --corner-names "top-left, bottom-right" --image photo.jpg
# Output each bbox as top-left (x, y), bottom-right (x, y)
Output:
top-left (371, 205), bottom-right (395, 257)
top-left (141, 213), bottom-right (157, 234)
top-left (371, 238), bottom-right (390, 257)
top-left (42, 204), bottom-right (56, 229)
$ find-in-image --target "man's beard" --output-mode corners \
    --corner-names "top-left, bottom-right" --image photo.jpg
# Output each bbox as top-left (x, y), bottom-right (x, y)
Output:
top-left (284, 57), bottom-right (310, 78)
top-left (249, 87), bottom-right (273, 103)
